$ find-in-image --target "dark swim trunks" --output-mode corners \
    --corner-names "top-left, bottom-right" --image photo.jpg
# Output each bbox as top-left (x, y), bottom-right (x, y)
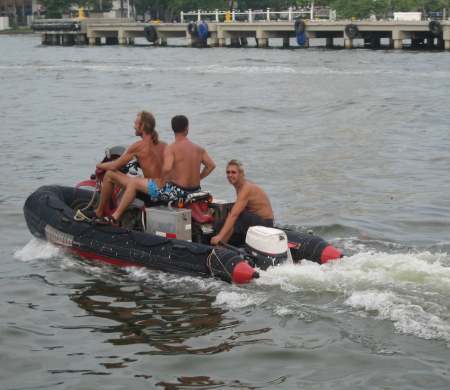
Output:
top-left (215, 209), bottom-right (273, 246)
top-left (147, 180), bottom-right (201, 203)
top-left (233, 210), bottom-right (274, 236)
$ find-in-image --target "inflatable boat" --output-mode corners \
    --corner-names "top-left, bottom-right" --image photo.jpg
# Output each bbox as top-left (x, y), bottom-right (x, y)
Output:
top-left (23, 184), bottom-right (343, 284)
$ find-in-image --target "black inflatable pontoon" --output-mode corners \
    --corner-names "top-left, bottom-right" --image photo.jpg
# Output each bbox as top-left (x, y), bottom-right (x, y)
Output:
top-left (23, 185), bottom-right (342, 283)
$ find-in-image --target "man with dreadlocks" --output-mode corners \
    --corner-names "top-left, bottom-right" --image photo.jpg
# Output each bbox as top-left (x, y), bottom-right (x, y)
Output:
top-left (88, 110), bottom-right (166, 224)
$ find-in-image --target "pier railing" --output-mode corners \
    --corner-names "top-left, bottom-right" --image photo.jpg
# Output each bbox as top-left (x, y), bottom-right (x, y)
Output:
top-left (180, 7), bottom-right (335, 23)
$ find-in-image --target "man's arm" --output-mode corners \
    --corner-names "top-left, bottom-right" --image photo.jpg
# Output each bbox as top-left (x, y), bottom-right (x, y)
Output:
top-left (200, 150), bottom-right (216, 180)
top-left (96, 143), bottom-right (137, 172)
top-left (210, 187), bottom-right (249, 245)
top-left (161, 146), bottom-right (174, 183)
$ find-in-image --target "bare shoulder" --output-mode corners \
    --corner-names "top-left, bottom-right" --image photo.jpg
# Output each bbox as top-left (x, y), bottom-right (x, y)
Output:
top-left (247, 181), bottom-right (263, 194)
top-left (156, 140), bottom-right (167, 151)
top-left (128, 139), bottom-right (146, 153)
top-left (191, 141), bottom-right (205, 153)
top-left (239, 182), bottom-right (253, 197)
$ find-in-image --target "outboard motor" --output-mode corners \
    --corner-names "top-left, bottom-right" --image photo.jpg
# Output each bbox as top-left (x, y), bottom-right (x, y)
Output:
top-left (245, 226), bottom-right (292, 270)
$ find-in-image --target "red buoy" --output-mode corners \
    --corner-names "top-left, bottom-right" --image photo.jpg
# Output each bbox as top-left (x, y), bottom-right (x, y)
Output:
top-left (320, 245), bottom-right (343, 264)
top-left (232, 261), bottom-right (259, 284)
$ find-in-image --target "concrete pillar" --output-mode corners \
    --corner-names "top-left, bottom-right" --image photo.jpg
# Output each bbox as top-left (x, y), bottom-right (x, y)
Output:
top-left (258, 38), bottom-right (268, 47)
top-left (344, 38), bottom-right (352, 49)
top-left (209, 32), bottom-right (218, 47)
top-left (209, 36), bottom-right (219, 46)
top-left (444, 27), bottom-right (450, 50)
top-left (118, 29), bottom-right (126, 45)
top-left (282, 36), bottom-right (290, 48)
top-left (185, 32), bottom-right (192, 47)
top-left (256, 29), bottom-right (269, 48)
top-left (392, 29), bottom-right (404, 50)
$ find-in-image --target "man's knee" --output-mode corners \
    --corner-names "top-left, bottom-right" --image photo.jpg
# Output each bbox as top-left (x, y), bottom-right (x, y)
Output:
top-left (104, 170), bottom-right (122, 185)
top-left (103, 170), bottom-right (114, 183)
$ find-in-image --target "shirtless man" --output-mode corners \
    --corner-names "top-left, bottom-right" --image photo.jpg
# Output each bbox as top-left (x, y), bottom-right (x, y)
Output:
top-left (210, 160), bottom-right (274, 246)
top-left (147, 114), bottom-right (216, 202)
top-left (90, 111), bottom-right (166, 222)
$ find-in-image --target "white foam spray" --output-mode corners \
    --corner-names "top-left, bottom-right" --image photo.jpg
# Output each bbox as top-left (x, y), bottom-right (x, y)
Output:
top-left (14, 238), bottom-right (61, 262)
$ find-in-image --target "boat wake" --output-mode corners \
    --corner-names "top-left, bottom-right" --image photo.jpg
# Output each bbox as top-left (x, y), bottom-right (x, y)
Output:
top-left (14, 238), bottom-right (450, 345)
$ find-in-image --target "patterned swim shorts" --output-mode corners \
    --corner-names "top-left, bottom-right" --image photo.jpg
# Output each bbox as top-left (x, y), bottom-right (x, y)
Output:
top-left (147, 180), bottom-right (201, 203)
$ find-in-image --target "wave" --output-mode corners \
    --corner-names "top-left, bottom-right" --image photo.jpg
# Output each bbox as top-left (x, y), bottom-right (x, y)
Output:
top-left (14, 238), bottom-right (61, 261)
top-left (2, 61), bottom-right (449, 79)
top-left (253, 250), bottom-right (450, 345)
top-left (15, 239), bottom-right (450, 345)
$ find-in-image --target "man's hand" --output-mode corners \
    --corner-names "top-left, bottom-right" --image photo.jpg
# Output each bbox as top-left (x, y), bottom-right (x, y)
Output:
top-left (210, 235), bottom-right (221, 246)
top-left (95, 167), bottom-right (106, 176)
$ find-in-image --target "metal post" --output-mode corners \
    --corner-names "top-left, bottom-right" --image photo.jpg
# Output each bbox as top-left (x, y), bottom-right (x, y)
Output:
top-left (310, 1), bottom-right (314, 20)
top-left (215, 9), bottom-right (219, 22)
top-left (288, 7), bottom-right (292, 22)
top-left (232, 9), bottom-right (235, 22)
top-left (180, 11), bottom-right (184, 23)
top-left (127, 0), bottom-right (130, 19)
top-left (197, 9), bottom-right (201, 22)
top-left (266, 8), bottom-right (270, 21)
top-left (248, 9), bottom-right (252, 22)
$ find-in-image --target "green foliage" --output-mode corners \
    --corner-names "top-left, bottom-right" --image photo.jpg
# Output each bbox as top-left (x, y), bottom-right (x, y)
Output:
top-left (329, 0), bottom-right (449, 19)
top-left (41, 0), bottom-right (72, 18)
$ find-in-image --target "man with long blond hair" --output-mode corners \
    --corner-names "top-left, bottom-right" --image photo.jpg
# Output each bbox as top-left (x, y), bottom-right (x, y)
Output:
top-left (83, 110), bottom-right (166, 224)
top-left (210, 159), bottom-right (274, 246)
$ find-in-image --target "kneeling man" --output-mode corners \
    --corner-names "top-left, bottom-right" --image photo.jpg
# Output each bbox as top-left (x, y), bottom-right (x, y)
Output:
top-left (211, 160), bottom-right (274, 246)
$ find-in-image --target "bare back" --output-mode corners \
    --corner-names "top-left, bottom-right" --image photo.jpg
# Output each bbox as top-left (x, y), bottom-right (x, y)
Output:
top-left (130, 139), bottom-right (166, 180)
top-left (164, 138), bottom-right (206, 189)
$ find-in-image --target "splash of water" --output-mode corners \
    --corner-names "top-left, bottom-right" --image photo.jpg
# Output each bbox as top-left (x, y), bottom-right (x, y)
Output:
top-left (14, 238), bottom-right (61, 262)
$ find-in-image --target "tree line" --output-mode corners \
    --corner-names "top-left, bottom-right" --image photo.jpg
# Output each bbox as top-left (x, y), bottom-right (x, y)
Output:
top-left (41, 0), bottom-right (450, 21)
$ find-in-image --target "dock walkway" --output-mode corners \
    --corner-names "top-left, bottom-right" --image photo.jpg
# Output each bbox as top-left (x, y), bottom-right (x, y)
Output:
top-left (36, 19), bottom-right (450, 50)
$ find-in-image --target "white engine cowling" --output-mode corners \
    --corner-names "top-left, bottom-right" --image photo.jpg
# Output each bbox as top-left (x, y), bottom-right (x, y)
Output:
top-left (245, 226), bottom-right (292, 263)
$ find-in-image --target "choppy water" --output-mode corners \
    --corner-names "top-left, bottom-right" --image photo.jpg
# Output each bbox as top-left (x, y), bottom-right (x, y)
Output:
top-left (1, 35), bottom-right (450, 389)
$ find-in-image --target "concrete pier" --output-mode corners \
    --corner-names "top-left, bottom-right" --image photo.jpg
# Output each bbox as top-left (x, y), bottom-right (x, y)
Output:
top-left (36, 19), bottom-right (450, 51)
